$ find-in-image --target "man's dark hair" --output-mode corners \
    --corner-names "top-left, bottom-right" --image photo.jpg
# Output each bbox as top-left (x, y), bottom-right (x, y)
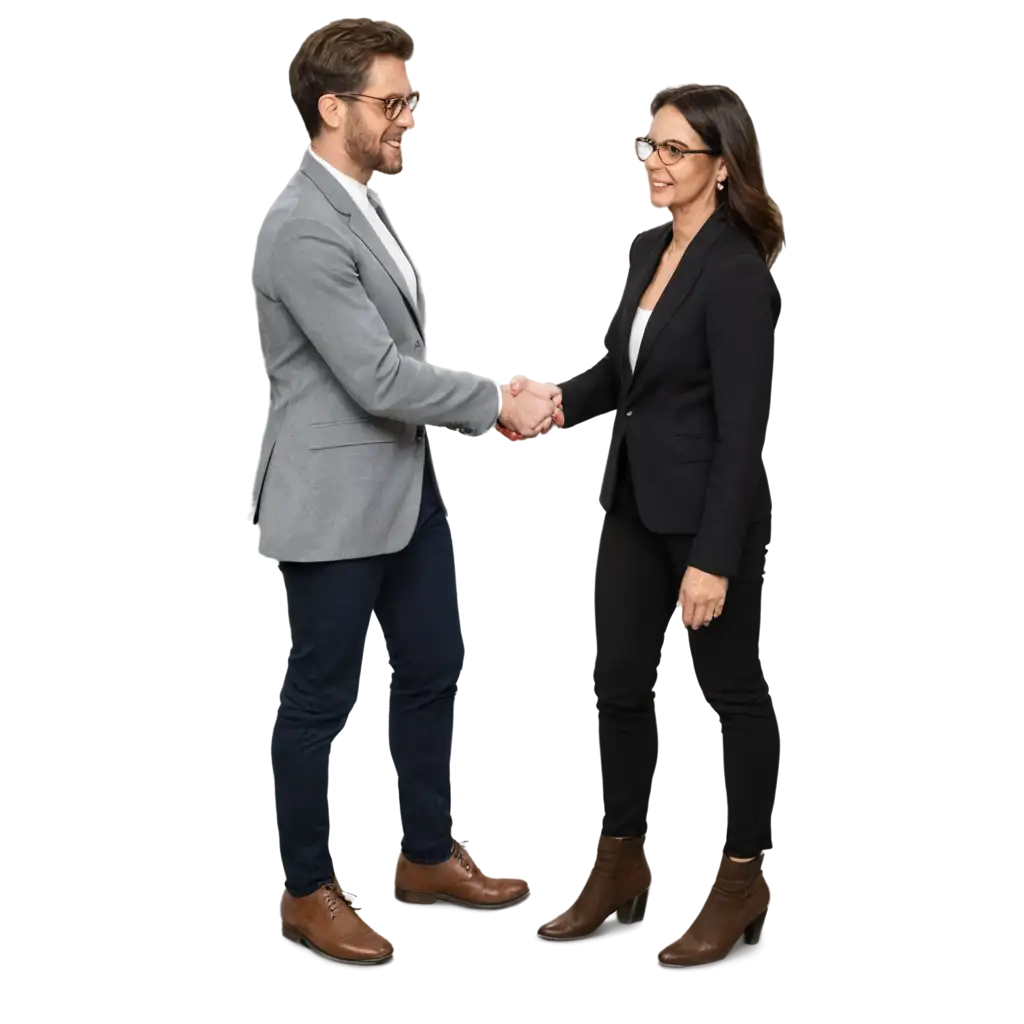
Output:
top-left (290, 19), bottom-right (414, 139)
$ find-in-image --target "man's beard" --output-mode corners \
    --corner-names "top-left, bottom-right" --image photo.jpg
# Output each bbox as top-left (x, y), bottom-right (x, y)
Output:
top-left (344, 108), bottom-right (402, 176)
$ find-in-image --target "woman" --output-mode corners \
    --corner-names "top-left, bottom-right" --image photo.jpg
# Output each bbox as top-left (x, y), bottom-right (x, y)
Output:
top-left (506, 84), bottom-right (784, 966)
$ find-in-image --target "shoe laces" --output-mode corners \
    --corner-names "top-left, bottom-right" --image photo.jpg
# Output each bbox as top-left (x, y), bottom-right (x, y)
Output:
top-left (322, 882), bottom-right (360, 916)
top-left (452, 839), bottom-right (474, 874)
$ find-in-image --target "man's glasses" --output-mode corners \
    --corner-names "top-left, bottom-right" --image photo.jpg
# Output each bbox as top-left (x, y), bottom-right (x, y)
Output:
top-left (635, 137), bottom-right (716, 165)
top-left (333, 91), bottom-right (420, 121)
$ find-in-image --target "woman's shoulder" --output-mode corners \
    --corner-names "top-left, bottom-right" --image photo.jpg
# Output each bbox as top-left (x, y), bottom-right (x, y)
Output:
top-left (713, 219), bottom-right (766, 266)
top-left (710, 222), bottom-right (777, 289)
top-left (628, 223), bottom-right (670, 263)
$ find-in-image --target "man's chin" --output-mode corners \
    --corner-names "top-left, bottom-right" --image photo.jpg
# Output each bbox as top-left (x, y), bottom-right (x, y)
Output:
top-left (376, 139), bottom-right (405, 173)
top-left (377, 155), bottom-right (403, 176)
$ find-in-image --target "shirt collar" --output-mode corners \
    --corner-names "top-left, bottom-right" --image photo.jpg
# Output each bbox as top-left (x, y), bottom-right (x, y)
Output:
top-left (308, 146), bottom-right (373, 203)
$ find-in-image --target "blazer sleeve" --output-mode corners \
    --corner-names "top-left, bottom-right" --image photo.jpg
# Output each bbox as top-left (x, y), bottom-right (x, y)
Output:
top-left (687, 252), bottom-right (778, 578)
top-left (268, 217), bottom-right (499, 436)
top-left (557, 232), bottom-right (644, 428)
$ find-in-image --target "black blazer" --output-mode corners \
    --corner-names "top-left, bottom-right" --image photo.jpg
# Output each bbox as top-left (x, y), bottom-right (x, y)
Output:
top-left (559, 207), bottom-right (780, 579)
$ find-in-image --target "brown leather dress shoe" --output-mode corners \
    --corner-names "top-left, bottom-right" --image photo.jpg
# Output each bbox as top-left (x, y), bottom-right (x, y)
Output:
top-left (537, 835), bottom-right (651, 940)
top-left (394, 840), bottom-right (529, 908)
top-left (658, 853), bottom-right (769, 967)
top-left (281, 881), bottom-right (394, 964)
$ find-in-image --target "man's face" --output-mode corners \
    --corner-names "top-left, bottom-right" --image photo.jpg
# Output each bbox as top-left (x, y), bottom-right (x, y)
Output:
top-left (343, 55), bottom-right (415, 176)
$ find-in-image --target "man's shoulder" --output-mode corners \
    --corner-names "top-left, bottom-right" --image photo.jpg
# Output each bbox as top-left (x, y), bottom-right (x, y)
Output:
top-left (259, 168), bottom-right (341, 235)
top-left (256, 170), bottom-right (354, 257)
top-left (253, 169), bottom-right (354, 296)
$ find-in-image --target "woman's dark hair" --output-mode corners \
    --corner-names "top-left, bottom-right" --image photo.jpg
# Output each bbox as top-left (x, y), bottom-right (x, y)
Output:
top-left (651, 85), bottom-right (784, 266)
top-left (290, 19), bottom-right (414, 140)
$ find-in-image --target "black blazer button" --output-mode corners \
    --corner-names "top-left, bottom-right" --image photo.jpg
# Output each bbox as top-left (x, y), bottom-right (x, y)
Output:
top-left (625, 409), bottom-right (633, 417)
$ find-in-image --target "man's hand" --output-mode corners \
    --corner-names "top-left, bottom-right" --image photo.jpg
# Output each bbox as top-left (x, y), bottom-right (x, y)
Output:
top-left (678, 566), bottom-right (728, 630)
top-left (497, 385), bottom-right (558, 439)
top-left (496, 376), bottom-right (565, 441)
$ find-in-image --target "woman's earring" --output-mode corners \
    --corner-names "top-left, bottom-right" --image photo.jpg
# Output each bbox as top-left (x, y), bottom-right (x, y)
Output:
top-left (717, 180), bottom-right (725, 191)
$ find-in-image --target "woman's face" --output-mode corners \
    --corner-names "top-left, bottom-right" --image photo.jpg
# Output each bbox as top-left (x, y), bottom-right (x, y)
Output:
top-left (644, 106), bottom-right (725, 211)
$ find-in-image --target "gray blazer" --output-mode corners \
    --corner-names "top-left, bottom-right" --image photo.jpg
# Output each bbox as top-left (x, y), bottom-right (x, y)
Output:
top-left (250, 151), bottom-right (499, 562)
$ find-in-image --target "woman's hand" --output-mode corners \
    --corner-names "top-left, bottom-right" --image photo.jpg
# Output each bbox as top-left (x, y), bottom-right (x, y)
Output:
top-left (678, 566), bottom-right (728, 630)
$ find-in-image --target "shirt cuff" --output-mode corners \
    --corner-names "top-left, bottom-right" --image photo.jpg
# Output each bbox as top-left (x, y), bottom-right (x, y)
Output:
top-left (491, 381), bottom-right (503, 429)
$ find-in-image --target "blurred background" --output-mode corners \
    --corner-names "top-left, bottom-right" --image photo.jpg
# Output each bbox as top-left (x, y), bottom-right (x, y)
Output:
top-left (2, 0), bottom-right (1024, 987)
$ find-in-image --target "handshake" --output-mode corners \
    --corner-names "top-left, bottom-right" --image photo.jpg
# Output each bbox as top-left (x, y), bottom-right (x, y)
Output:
top-left (496, 376), bottom-right (566, 441)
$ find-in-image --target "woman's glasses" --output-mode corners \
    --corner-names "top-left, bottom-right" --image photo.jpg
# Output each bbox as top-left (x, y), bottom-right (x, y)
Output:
top-left (635, 137), bottom-right (716, 165)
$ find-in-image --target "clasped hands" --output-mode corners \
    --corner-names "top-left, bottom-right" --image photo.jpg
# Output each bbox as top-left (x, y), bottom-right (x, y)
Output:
top-left (496, 376), bottom-right (564, 441)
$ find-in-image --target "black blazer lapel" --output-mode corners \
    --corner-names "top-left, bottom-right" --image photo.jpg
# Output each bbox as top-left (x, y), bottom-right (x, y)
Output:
top-left (629, 208), bottom-right (729, 389)
top-left (620, 224), bottom-right (671, 390)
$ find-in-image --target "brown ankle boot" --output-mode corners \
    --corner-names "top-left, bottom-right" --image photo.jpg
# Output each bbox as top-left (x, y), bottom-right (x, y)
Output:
top-left (537, 835), bottom-right (651, 941)
top-left (658, 853), bottom-right (769, 967)
top-left (281, 882), bottom-right (393, 965)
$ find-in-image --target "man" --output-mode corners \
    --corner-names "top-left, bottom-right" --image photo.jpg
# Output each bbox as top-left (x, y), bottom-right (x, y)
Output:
top-left (250, 18), bottom-right (556, 965)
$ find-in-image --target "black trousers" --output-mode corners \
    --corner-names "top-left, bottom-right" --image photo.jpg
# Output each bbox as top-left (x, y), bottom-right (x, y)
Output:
top-left (272, 458), bottom-right (463, 896)
top-left (595, 462), bottom-right (779, 858)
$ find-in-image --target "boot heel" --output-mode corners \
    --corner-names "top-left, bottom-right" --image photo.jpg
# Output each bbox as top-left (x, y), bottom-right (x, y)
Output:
top-left (395, 887), bottom-right (437, 904)
top-left (616, 887), bottom-right (649, 924)
top-left (745, 917), bottom-right (770, 946)
top-left (282, 922), bottom-right (302, 943)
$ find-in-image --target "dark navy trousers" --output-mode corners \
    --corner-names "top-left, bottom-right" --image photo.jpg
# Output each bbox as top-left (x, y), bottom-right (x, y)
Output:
top-left (272, 457), bottom-right (463, 896)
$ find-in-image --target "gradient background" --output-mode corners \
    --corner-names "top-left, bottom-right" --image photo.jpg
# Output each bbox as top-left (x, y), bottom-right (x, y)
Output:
top-left (2, 0), bottom-right (1024, 1011)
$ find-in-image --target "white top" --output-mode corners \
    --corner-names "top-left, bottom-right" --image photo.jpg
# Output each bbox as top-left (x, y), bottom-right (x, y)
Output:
top-left (629, 307), bottom-right (654, 371)
top-left (308, 147), bottom-right (418, 303)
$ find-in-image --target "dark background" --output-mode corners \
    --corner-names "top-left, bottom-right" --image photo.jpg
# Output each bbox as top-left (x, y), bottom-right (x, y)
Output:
top-left (0, 0), bottom-right (1019, 1007)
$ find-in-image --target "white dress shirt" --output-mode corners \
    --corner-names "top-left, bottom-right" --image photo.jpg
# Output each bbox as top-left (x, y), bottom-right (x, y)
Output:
top-left (308, 148), bottom-right (502, 427)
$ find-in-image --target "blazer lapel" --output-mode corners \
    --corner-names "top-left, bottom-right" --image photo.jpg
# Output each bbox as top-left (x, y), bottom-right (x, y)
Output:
top-left (368, 187), bottom-right (423, 296)
top-left (347, 209), bottom-right (425, 334)
top-left (629, 208), bottom-right (729, 390)
top-left (368, 193), bottom-right (426, 328)
top-left (620, 224), bottom-right (671, 390)
top-left (300, 152), bottom-right (424, 334)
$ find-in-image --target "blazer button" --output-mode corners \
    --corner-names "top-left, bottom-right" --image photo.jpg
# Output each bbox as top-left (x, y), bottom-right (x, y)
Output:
top-left (625, 409), bottom-right (633, 417)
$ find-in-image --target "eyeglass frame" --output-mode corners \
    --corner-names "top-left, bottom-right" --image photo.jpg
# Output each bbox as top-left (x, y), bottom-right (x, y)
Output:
top-left (332, 91), bottom-right (420, 121)
top-left (635, 136), bottom-right (718, 165)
